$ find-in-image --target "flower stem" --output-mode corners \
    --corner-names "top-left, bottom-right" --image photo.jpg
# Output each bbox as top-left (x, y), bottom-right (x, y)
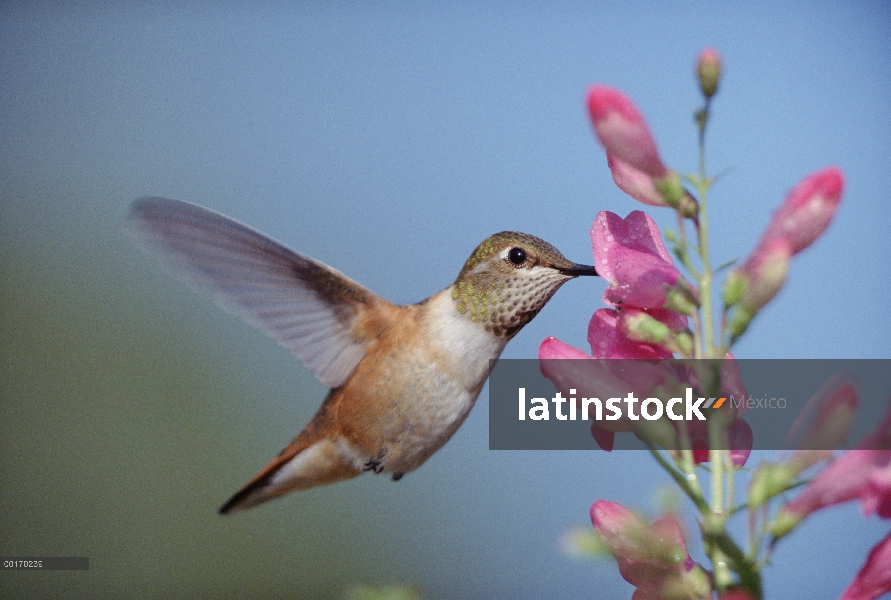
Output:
top-left (696, 99), bottom-right (716, 357)
top-left (646, 444), bottom-right (709, 512)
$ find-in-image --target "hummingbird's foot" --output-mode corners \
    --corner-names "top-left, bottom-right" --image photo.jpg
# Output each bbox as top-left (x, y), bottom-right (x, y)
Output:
top-left (363, 458), bottom-right (385, 474)
top-left (391, 472), bottom-right (404, 481)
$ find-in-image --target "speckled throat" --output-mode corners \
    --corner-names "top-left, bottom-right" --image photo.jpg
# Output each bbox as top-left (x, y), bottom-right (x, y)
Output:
top-left (449, 231), bottom-right (586, 339)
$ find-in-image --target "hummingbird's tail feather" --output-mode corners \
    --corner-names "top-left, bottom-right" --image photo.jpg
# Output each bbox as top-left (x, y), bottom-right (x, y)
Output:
top-left (219, 437), bottom-right (361, 514)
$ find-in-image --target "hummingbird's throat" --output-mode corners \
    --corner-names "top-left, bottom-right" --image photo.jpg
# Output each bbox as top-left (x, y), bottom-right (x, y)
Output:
top-left (451, 268), bottom-right (570, 338)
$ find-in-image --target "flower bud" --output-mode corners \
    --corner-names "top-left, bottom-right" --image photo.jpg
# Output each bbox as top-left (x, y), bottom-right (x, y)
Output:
top-left (664, 280), bottom-right (699, 316)
top-left (622, 311), bottom-right (670, 343)
top-left (724, 240), bottom-right (790, 339)
top-left (728, 238), bottom-right (791, 313)
top-left (697, 48), bottom-right (722, 99)
top-left (748, 462), bottom-right (797, 509)
top-left (587, 85), bottom-right (667, 178)
top-left (760, 167), bottom-right (844, 255)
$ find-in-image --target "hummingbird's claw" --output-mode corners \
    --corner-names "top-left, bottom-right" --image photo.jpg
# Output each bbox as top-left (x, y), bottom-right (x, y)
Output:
top-left (363, 458), bottom-right (384, 474)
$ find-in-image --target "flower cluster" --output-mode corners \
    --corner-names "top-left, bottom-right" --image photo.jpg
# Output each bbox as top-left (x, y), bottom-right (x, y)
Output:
top-left (546, 48), bottom-right (889, 600)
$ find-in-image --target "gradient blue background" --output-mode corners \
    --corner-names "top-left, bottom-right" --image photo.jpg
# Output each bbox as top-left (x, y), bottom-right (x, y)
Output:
top-left (2, 2), bottom-right (890, 598)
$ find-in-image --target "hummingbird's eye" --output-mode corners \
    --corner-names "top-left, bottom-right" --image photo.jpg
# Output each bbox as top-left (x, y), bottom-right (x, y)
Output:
top-left (508, 247), bottom-right (527, 266)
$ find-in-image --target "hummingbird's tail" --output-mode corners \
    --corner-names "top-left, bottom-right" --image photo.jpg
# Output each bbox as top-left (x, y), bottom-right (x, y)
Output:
top-left (219, 434), bottom-right (361, 514)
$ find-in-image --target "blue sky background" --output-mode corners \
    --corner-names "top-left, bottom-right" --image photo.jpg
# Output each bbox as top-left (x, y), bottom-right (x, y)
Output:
top-left (2, 2), bottom-right (890, 598)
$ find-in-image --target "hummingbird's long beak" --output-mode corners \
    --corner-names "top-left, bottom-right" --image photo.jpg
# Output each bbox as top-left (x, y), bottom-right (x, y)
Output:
top-left (559, 263), bottom-right (599, 277)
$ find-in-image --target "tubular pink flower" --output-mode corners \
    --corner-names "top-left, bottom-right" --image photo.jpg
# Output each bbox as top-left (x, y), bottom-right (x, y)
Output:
top-left (539, 334), bottom-right (675, 429)
top-left (760, 167), bottom-right (844, 255)
top-left (590, 501), bottom-right (706, 599)
top-left (775, 398), bottom-right (891, 535)
top-left (587, 85), bottom-right (667, 178)
top-left (783, 371), bottom-right (860, 452)
top-left (592, 211), bottom-right (691, 310)
top-left (779, 450), bottom-right (891, 526)
top-left (839, 531), bottom-right (891, 600)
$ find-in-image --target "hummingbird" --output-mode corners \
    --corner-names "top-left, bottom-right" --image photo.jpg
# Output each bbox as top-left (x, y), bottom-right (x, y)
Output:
top-left (125, 197), bottom-right (598, 514)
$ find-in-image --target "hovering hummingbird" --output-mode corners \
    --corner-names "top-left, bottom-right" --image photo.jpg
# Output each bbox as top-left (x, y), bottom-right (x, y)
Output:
top-left (125, 197), bottom-right (598, 514)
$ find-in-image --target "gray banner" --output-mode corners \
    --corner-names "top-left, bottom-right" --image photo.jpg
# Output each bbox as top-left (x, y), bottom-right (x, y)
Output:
top-left (489, 359), bottom-right (891, 450)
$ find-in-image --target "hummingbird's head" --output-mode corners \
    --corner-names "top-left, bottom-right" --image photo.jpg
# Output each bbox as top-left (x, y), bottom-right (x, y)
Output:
top-left (451, 232), bottom-right (598, 339)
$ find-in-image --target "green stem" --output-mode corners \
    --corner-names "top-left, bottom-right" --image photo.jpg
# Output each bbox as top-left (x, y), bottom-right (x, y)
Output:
top-left (704, 528), bottom-right (764, 599)
top-left (696, 125), bottom-right (715, 357)
top-left (646, 444), bottom-right (709, 512)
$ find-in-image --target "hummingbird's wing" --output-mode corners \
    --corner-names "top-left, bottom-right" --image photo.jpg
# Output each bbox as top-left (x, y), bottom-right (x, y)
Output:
top-left (124, 197), bottom-right (387, 389)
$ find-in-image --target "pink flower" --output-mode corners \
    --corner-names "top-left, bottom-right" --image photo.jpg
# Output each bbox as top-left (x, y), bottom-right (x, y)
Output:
top-left (760, 167), bottom-right (844, 256)
top-left (538, 336), bottom-right (591, 360)
top-left (587, 85), bottom-right (667, 179)
top-left (783, 371), bottom-right (860, 453)
top-left (539, 334), bottom-right (677, 451)
top-left (590, 500), bottom-right (708, 599)
top-left (839, 531), bottom-right (891, 600)
top-left (540, 309), bottom-right (668, 452)
top-left (592, 211), bottom-right (693, 311)
top-left (539, 334), bottom-right (751, 463)
top-left (670, 353), bottom-right (752, 467)
top-left (587, 86), bottom-right (697, 215)
top-left (774, 398), bottom-right (891, 537)
top-left (778, 451), bottom-right (891, 532)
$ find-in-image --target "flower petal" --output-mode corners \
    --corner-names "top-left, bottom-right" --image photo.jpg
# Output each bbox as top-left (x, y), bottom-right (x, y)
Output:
top-left (607, 155), bottom-right (670, 207)
top-left (587, 86), bottom-right (667, 178)
top-left (592, 211), bottom-right (683, 310)
top-left (588, 308), bottom-right (674, 360)
top-left (839, 531), bottom-right (891, 600)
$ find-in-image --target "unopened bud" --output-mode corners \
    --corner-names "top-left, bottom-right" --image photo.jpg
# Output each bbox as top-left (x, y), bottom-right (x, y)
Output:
top-left (748, 463), bottom-right (796, 509)
top-left (697, 48), bottom-right (722, 99)
top-left (664, 280), bottom-right (699, 315)
top-left (623, 311), bottom-right (670, 344)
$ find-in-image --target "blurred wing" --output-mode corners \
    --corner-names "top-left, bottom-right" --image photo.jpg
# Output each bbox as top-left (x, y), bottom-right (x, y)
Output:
top-left (124, 197), bottom-right (385, 388)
